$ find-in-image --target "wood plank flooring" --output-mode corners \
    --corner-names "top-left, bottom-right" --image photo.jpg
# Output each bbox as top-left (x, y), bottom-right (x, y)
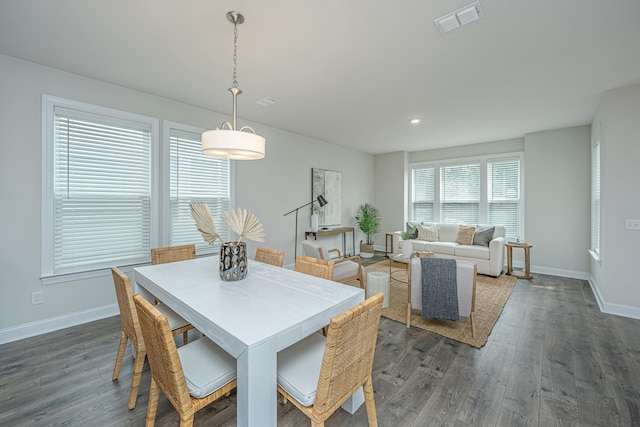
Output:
top-left (2, 253), bottom-right (640, 426)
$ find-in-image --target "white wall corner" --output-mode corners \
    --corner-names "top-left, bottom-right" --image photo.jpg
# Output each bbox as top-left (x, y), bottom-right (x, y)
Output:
top-left (589, 275), bottom-right (640, 320)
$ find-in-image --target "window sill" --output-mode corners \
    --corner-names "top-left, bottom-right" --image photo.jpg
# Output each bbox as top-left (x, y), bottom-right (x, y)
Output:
top-left (41, 265), bottom-right (141, 285)
top-left (40, 253), bottom-right (217, 285)
top-left (588, 249), bottom-right (601, 264)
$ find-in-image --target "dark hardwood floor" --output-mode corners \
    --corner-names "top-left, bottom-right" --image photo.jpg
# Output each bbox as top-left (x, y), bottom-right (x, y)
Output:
top-left (2, 252), bottom-right (640, 426)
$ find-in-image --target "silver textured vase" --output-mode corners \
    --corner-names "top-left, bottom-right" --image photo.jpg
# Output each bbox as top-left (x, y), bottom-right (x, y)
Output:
top-left (219, 242), bottom-right (247, 281)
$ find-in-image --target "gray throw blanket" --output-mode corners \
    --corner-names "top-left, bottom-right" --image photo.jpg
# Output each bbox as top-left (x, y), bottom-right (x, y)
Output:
top-left (421, 257), bottom-right (459, 320)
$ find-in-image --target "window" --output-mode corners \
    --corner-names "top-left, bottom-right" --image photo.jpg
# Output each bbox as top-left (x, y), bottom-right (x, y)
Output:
top-left (410, 153), bottom-right (523, 239)
top-left (167, 124), bottom-right (232, 255)
top-left (411, 166), bottom-right (435, 221)
top-left (440, 162), bottom-right (480, 224)
top-left (42, 98), bottom-right (234, 283)
top-left (42, 96), bottom-right (158, 278)
top-left (488, 157), bottom-right (521, 239)
top-left (591, 125), bottom-right (601, 259)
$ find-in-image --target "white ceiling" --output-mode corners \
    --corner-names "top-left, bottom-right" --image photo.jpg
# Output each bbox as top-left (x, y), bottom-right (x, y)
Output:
top-left (2, 0), bottom-right (640, 155)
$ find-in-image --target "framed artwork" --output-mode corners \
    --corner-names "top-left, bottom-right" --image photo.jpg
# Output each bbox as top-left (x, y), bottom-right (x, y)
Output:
top-left (312, 168), bottom-right (341, 226)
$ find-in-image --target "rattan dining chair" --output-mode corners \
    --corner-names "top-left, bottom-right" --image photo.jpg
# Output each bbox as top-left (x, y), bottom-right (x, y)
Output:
top-left (277, 292), bottom-right (384, 426)
top-left (294, 255), bottom-right (334, 280)
top-left (255, 247), bottom-right (285, 267)
top-left (111, 267), bottom-right (194, 409)
top-left (300, 240), bottom-right (364, 288)
top-left (133, 295), bottom-right (237, 427)
top-left (150, 244), bottom-right (197, 322)
top-left (151, 244), bottom-right (196, 265)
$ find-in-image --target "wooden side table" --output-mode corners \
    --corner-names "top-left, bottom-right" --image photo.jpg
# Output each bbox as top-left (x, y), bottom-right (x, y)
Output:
top-left (506, 242), bottom-right (533, 279)
top-left (385, 232), bottom-right (394, 257)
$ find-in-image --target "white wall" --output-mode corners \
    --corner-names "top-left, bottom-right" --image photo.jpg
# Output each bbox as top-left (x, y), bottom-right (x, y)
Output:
top-left (524, 126), bottom-right (591, 277)
top-left (590, 84), bottom-right (640, 318)
top-left (0, 54), bottom-right (373, 342)
top-left (373, 151), bottom-right (407, 250)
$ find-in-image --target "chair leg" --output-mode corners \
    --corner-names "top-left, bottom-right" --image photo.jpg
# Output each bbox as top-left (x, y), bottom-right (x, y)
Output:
top-left (128, 347), bottom-right (146, 410)
top-left (470, 312), bottom-right (477, 339)
top-left (179, 416), bottom-right (195, 427)
top-left (183, 331), bottom-right (189, 345)
top-left (363, 376), bottom-right (378, 427)
top-left (112, 331), bottom-right (128, 381)
top-left (146, 377), bottom-right (160, 427)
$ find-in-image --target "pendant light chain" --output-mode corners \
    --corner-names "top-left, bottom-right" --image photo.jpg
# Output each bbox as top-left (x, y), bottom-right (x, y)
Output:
top-left (232, 22), bottom-right (239, 89)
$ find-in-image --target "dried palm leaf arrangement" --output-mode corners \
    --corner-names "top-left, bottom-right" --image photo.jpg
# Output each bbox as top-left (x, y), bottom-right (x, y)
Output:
top-left (222, 207), bottom-right (265, 244)
top-left (190, 202), bottom-right (266, 281)
top-left (190, 202), bottom-right (265, 245)
top-left (189, 202), bottom-right (220, 245)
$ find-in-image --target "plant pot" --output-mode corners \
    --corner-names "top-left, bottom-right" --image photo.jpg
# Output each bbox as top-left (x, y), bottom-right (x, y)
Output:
top-left (401, 239), bottom-right (413, 257)
top-left (360, 240), bottom-right (374, 258)
top-left (219, 242), bottom-right (247, 281)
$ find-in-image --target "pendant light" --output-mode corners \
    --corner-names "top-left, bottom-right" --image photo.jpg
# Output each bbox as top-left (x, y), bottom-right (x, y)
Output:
top-left (202, 11), bottom-right (266, 160)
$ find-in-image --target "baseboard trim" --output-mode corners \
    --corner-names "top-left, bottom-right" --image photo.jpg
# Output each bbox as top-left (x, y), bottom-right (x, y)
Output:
top-left (588, 275), bottom-right (640, 320)
top-left (0, 304), bottom-right (119, 345)
top-left (529, 264), bottom-right (589, 280)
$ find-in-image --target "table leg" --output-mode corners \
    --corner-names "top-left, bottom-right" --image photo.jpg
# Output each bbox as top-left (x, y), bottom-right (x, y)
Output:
top-left (341, 387), bottom-right (365, 414)
top-left (342, 233), bottom-right (347, 257)
top-left (506, 245), bottom-right (513, 275)
top-left (237, 339), bottom-right (278, 427)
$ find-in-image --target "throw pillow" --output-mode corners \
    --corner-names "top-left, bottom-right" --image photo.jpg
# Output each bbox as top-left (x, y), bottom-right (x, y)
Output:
top-left (473, 226), bottom-right (495, 246)
top-left (456, 225), bottom-right (475, 245)
top-left (417, 224), bottom-right (438, 241)
top-left (406, 222), bottom-right (420, 239)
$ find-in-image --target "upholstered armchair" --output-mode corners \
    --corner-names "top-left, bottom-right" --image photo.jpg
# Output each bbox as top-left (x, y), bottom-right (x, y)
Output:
top-left (300, 240), bottom-right (364, 288)
top-left (409, 256), bottom-right (477, 337)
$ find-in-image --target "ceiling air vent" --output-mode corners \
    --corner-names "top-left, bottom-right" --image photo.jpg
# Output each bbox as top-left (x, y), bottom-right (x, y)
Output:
top-left (434, 1), bottom-right (484, 34)
top-left (257, 97), bottom-right (277, 107)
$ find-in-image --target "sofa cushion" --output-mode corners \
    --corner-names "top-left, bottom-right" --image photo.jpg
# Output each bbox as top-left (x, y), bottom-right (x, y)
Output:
top-left (473, 226), bottom-right (495, 247)
top-left (434, 223), bottom-right (460, 242)
top-left (455, 244), bottom-right (490, 260)
top-left (456, 225), bottom-right (475, 245)
top-left (417, 223), bottom-right (438, 241)
top-left (422, 241), bottom-right (458, 255)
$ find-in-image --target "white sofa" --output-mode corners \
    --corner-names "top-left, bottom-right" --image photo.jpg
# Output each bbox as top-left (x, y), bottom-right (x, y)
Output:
top-left (392, 222), bottom-right (505, 277)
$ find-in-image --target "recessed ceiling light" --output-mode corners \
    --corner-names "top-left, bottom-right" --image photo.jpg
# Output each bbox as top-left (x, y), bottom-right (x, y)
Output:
top-left (410, 118), bottom-right (421, 125)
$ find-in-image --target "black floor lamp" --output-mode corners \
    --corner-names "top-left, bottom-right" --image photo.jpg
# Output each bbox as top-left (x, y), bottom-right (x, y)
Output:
top-left (283, 195), bottom-right (328, 260)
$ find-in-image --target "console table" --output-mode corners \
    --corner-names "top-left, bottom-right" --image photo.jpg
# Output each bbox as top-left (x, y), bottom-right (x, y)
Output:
top-left (305, 227), bottom-right (355, 257)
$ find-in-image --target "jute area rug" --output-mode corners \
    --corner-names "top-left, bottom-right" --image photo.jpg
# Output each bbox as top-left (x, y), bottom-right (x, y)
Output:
top-left (363, 259), bottom-right (517, 348)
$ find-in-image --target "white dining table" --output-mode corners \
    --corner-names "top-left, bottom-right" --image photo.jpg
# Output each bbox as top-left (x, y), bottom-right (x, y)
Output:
top-left (133, 256), bottom-right (365, 427)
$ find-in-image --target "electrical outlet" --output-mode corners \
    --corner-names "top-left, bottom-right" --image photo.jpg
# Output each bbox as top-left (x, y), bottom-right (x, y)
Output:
top-left (625, 219), bottom-right (640, 230)
top-left (31, 291), bottom-right (43, 305)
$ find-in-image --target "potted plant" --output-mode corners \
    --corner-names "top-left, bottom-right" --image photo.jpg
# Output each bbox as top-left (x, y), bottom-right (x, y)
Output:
top-left (400, 225), bottom-right (417, 256)
top-left (355, 203), bottom-right (381, 258)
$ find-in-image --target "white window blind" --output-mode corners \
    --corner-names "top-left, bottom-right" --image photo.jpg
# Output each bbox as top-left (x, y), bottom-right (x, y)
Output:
top-left (591, 126), bottom-right (601, 256)
top-left (488, 157), bottom-right (521, 239)
top-left (52, 106), bottom-right (152, 274)
top-left (411, 166), bottom-right (435, 221)
top-left (169, 128), bottom-right (231, 254)
top-left (440, 162), bottom-right (480, 224)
